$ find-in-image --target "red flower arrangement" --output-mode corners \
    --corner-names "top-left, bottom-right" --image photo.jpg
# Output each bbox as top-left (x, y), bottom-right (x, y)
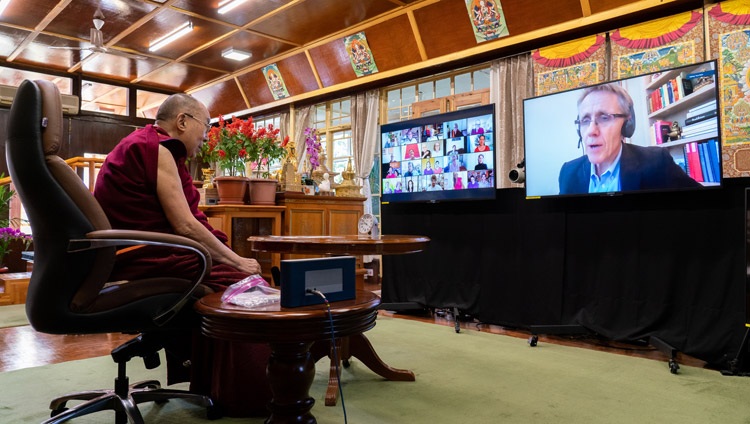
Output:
top-left (202, 116), bottom-right (289, 178)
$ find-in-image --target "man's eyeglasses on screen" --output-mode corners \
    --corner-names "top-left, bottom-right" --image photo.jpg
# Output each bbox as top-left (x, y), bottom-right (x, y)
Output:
top-left (575, 113), bottom-right (628, 130)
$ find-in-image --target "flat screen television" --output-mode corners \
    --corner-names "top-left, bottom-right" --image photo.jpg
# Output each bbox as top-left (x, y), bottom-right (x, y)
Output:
top-left (523, 59), bottom-right (722, 199)
top-left (380, 104), bottom-right (496, 203)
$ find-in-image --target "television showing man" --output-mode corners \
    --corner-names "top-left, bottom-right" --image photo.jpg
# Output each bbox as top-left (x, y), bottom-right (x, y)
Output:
top-left (558, 83), bottom-right (701, 195)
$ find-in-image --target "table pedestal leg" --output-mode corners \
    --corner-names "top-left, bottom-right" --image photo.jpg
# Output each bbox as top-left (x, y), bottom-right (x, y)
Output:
top-left (317, 334), bottom-right (416, 406)
top-left (266, 341), bottom-right (316, 424)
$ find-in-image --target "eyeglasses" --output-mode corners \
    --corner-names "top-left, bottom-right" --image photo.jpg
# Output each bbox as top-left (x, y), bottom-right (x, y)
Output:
top-left (575, 113), bottom-right (628, 130)
top-left (183, 113), bottom-right (211, 133)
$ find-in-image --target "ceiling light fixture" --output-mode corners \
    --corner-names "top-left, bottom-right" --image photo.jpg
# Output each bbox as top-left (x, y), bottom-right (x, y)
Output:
top-left (0, 0), bottom-right (11, 16)
top-left (217, 0), bottom-right (248, 15)
top-left (221, 47), bottom-right (252, 61)
top-left (148, 21), bottom-right (193, 52)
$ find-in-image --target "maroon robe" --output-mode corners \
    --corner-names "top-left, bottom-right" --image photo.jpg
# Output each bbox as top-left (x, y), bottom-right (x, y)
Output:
top-left (95, 125), bottom-right (271, 417)
top-left (94, 124), bottom-right (247, 292)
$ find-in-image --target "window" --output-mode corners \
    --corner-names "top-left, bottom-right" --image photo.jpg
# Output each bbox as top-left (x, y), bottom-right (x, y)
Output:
top-left (81, 80), bottom-right (128, 116)
top-left (136, 90), bottom-right (169, 119)
top-left (382, 64), bottom-right (490, 124)
top-left (0, 67), bottom-right (72, 94)
top-left (310, 98), bottom-right (352, 184)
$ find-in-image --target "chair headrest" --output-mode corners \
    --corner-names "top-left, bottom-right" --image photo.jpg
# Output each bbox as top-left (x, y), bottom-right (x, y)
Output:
top-left (33, 79), bottom-right (63, 156)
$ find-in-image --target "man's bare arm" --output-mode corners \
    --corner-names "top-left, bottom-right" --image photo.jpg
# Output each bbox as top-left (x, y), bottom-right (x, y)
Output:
top-left (155, 145), bottom-right (261, 275)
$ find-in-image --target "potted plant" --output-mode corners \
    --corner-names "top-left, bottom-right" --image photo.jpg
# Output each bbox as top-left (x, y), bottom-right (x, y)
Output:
top-left (0, 182), bottom-right (31, 271)
top-left (203, 116), bottom-right (289, 205)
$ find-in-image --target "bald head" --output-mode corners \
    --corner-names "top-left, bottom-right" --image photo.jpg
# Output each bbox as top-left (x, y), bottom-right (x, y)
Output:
top-left (153, 93), bottom-right (210, 158)
top-left (155, 93), bottom-right (205, 124)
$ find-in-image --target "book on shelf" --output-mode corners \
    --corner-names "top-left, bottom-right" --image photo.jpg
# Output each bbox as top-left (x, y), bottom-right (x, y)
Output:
top-left (685, 109), bottom-right (717, 125)
top-left (685, 69), bottom-right (716, 80)
top-left (698, 142), bottom-right (712, 183)
top-left (682, 128), bottom-right (717, 140)
top-left (682, 119), bottom-right (717, 132)
top-left (651, 120), bottom-right (672, 145)
top-left (684, 142), bottom-right (704, 182)
top-left (706, 138), bottom-right (721, 182)
top-left (687, 100), bottom-right (716, 116)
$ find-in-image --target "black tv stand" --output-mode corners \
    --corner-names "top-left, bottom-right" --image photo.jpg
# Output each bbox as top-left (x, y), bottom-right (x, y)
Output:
top-left (649, 336), bottom-right (680, 374)
top-left (527, 324), bottom-right (592, 347)
top-left (720, 326), bottom-right (750, 377)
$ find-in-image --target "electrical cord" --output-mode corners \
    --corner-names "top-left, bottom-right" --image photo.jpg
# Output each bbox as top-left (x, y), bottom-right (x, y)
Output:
top-left (307, 289), bottom-right (347, 424)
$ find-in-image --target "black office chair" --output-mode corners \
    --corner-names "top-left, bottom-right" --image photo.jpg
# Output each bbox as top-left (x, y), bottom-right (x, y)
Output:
top-left (6, 79), bottom-right (216, 423)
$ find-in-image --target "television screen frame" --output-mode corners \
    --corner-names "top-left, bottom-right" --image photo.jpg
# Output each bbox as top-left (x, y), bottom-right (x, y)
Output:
top-left (522, 59), bottom-right (722, 199)
top-left (380, 104), bottom-right (496, 204)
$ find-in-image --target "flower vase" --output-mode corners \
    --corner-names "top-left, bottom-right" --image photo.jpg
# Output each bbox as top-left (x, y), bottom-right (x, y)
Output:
top-left (247, 178), bottom-right (278, 205)
top-left (214, 176), bottom-right (249, 205)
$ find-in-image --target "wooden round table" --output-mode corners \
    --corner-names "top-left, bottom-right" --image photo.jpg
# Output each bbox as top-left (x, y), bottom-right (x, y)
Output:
top-left (195, 290), bottom-right (380, 424)
top-left (247, 234), bottom-right (430, 256)
top-left (247, 234), bottom-right (430, 406)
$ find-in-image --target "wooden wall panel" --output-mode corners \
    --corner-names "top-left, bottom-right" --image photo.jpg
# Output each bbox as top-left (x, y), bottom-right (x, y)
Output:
top-left (308, 41), bottom-right (357, 88)
top-left (237, 69), bottom-right (276, 108)
top-left (275, 53), bottom-right (320, 95)
top-left (139, 63), bottom-right (224, 92)
top-left (589, 0), bottom-right (641, 15)
top-left (360, 14), bottom-right (421, 72)
top-left (309, 13), bottom-right (423, 88)
top-left (191, 79), bottom-right (247, 119)
top-left (413, 0), bottom-right (478, 59)
top-left (68, 118), bottom-right (136, 157)
top-left (500, 0), bottom-right (584, 35)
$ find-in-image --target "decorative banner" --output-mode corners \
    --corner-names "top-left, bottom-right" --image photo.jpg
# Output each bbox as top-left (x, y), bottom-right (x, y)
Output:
top-left (536, 62), bottom-right (599, 95)
top-left (708, 0), bottom-right (750, 177)
top-left (611, 11), bottom-right (702, 49)
top-left (615, 41), bottom-right (695, 79)
top-left (344, 32), bottom-right (378, 77)
top-left (610, 10), bottom-right (703, 79)
top-left (465, 0), bottom-right (509, 43)
top-left (262, 64), bottom-right (289, 100)
top-left (531, 34), bottom-right (606, 96)
top-left (718, 29), bottom-right (750, 145)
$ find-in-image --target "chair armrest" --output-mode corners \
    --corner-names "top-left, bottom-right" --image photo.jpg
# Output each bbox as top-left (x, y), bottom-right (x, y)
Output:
top-left (68, 229), bottom-right (212, 327)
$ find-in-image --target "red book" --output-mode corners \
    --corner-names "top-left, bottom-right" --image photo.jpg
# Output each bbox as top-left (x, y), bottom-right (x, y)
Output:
top-left (685, 142), bottom-right (704, 182)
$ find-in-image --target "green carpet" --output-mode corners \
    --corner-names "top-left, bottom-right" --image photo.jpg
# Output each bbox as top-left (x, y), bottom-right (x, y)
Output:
top-left (1, 316), bottom-right (750, 423)
top-left (0, 304), bottom-right (28, 328)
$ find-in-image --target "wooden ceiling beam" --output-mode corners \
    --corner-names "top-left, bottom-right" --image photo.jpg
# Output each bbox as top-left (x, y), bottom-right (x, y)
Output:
top-left (6, 0), bottom-right (73, 62)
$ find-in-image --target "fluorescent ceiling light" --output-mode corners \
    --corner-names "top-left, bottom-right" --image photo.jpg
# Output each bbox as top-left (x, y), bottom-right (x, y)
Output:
top-left (149, 21), bottom-right (193, 52)
top-left (0, 0), bottom-right (11, 16)
top-left (218, 0), bottom-right (248, 15)
top-left (222, 47), bottom-right (252, 61)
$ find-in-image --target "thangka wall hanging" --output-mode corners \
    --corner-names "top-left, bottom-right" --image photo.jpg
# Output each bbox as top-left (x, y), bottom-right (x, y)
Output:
top-left (344, 32), bottom-right (378, 77)
top-left (466, 0), bottom-right (509, 42)
top-left (708, 0), bottom-right (750, 177)
top-left (531, 34), bottom-right (606, 96)
top-left (610, 10), bottom-right (704, 79)
top-left (262, 64), bottom-right (290, 100)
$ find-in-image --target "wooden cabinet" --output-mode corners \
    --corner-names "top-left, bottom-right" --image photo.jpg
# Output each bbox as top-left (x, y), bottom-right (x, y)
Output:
top-left (200, 195), bottom-right (366, 285)
top-left (275, 193), bottom-right (367, 287)
top-left (199, 205), bottom-right (285, 280)
top-left (275, 192), bottom-right (365, 237)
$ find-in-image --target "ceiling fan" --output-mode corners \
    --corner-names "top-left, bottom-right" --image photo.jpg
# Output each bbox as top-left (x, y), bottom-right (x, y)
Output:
top-left (50, 8), bottom-right (146, 60)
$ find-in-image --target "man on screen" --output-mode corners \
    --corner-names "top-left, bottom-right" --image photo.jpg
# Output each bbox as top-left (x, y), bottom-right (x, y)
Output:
top-left (474, 154), bottom-right (488, 170)
top-left (558, 83), bottom-right (701, 195)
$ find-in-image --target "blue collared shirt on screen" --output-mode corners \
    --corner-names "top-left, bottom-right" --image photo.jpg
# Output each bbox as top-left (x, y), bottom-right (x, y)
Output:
top-left (588, 145), bottom-right (623, 193)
